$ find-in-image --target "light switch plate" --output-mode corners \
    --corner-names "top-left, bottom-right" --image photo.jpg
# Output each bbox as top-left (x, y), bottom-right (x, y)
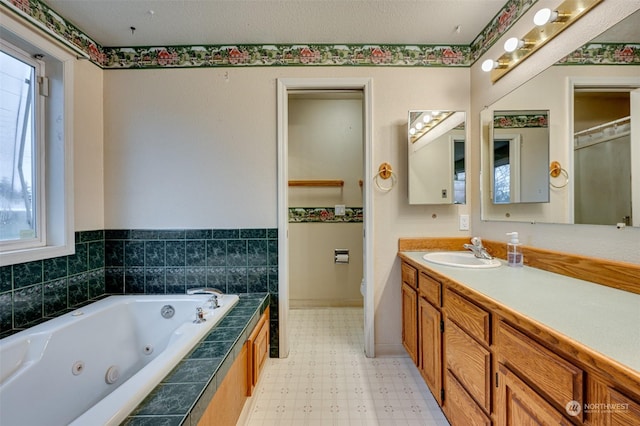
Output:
top-left (335, 205), bottom-right (346, 216)
top-left (459, 214), bottom-right (470, 231)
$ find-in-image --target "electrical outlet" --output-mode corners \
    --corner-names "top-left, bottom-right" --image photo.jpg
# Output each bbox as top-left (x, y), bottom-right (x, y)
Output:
top-left (459, 214), bottom-right (470, 231)
top-left (335, 204), bottom-right (346, 216)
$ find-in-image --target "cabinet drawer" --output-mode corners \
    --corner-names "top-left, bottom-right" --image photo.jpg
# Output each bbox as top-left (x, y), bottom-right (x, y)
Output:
top-left (402, 263), bottom-right (418, 290)
top-left (419, 272), bottom-right (441, 307)
top-left (444, 288), bottom-right (490, 345)
top-left (445, 320), bottom-right (491, 413)
top-left (496, 321), bottom-right (583, 412)
top-left (444, 370), bottom-right (492, 426)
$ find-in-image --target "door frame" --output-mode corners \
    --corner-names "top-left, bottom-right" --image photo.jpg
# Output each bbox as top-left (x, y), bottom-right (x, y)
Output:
top-left (277, 77), bottom-right (374, 358)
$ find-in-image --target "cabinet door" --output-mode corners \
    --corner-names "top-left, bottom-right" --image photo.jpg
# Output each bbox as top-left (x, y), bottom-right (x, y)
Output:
top-left (402, 282), bottom-right (418, 363)
top-left (497, 363), bottom-right (573, 426)
top-left (419, 296), bottom-right (442, 403)
top-left (445, 370), bottom-right (491, 426)
top-left (609, 388), bottom-right (640, 425)
top-left (445, 320), bottom-right (491, 413)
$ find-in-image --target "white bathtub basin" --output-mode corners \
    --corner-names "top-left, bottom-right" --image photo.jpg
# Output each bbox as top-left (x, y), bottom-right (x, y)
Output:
top-left (0, 294), bottom-right (239, 426)
top-left (422, 251), bottom-right (502, 269)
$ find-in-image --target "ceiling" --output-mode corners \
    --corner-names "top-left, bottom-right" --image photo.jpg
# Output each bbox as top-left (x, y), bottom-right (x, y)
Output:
top-left (43, 0), bottom-right (509, 47)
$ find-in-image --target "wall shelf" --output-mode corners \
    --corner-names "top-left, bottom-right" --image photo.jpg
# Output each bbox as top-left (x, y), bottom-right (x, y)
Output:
top-left (288, 180), bottom-right (344, 187)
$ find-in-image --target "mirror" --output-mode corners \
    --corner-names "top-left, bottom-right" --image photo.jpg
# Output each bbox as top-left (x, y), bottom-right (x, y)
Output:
top-left (481, 10), bottom-right (640, 226)
top-left (408, 110), bottom-right (466, 204)
top-left (490, 110), bottom-right (550, 204)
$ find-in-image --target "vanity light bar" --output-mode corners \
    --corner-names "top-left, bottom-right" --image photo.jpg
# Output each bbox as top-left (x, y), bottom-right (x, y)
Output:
top-left (488, 0), bottom-right (603, 83)
top-left (410, 111), bottom-right (454, 143)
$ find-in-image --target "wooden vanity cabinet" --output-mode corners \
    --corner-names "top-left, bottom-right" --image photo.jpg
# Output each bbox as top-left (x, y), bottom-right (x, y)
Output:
top-left (401, 263), bottom-right (419, 364)
top-left (417, 271), bottom-right (443, 404)
top-left (399, 256), bottom-right (640, 426)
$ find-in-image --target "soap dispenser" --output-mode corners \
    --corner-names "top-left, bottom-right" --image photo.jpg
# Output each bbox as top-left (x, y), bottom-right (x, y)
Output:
top-left (506, 232), bottom-right (523, 267)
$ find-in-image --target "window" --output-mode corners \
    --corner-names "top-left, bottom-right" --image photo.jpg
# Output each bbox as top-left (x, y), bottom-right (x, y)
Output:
top-left (1, 43), bottom-right (43, 249)
top-left (0, 18), bottom-right (75, 266)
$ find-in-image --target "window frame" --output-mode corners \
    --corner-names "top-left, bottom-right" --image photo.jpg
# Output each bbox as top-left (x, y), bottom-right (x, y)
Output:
top-left (0, 12), bottom-right (75, 267)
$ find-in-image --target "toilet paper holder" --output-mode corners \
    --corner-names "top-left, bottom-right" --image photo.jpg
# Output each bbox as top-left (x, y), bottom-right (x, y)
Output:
top-left (334, 249), bottom-right (349, 264)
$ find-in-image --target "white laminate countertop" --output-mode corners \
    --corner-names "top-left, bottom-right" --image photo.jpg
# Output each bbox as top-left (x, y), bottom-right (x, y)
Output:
top-left (401, 251), bottom-right (640, 376)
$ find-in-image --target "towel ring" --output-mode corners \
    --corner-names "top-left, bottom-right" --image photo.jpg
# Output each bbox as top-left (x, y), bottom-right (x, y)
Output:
top-left (549, 161), bottom-right (569, 189)
top-left (374, 162), bottom-right (397, 192)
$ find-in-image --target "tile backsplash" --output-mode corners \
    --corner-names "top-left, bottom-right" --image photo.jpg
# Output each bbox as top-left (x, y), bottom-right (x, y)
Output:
top-left (0, 228), bottom-right (279, 355)
top-left (0, 230), bottom-right (106, 334)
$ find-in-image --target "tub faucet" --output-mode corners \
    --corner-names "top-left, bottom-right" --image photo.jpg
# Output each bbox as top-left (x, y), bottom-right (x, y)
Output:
top-left (464, 237), bottom-right (493, 260)
top-left (187, 287), bottom-right (223, 309)
top-left (194, 307), bottom-right (206, 323)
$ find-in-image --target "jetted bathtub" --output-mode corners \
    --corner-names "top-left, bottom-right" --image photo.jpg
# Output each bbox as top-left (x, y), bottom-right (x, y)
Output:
top-left (0, 294), bottom-right (239, 426)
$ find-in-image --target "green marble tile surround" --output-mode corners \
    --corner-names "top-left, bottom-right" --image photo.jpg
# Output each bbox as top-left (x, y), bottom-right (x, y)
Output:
top-left (0, 230), bottom-right (106, 335)
top-left (123, 293), bottom-right (270, 426)
top-left (0, 228), bottom-right (279, 356)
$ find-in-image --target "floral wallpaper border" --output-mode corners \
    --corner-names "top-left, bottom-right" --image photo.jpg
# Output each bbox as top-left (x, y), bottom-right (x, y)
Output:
top-left (1, 0), bottom-right (532, 69)
top-left (289, 207), bottom-right (363, 223)
top-left (558, 43), bottom-right (640, 65)
top-left (470, 0), bottom-right (537, 61)
top-left (101, 44), bottom-right (471, 69)
top-left (493, 112), bottom-right (548, 129)
top-left (3, 0), bottom-right (106, 62)
top-left (3, 0), bottom-right (639, 69)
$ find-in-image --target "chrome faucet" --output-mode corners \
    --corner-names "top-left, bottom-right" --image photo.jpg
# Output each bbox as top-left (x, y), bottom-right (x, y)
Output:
top-left (194, 307), bottom-right (206, 323)
top-left (464, 237), bottom-right (493, 260)
top-left (187, 287), bottom-right (223, 309)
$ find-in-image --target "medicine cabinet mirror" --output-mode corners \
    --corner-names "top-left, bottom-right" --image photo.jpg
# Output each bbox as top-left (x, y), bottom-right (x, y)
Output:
top-left (489, 110), bottom-right (550, 204)
top-left (408, 110), bottom-right (466, 205)
top-left (480, 9), bottom-right (640, 226)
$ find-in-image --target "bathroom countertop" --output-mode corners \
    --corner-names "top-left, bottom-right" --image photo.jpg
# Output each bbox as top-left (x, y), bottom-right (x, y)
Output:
top-left (121, 293), bottom-right (270, 426)
top-left (400, 251), bottom-right (640, 377)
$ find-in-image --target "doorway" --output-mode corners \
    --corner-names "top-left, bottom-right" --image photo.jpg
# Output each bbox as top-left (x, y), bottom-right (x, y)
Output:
top-left (277, 78), bottom-right (374, 358)
top-left (570, 77), bottom-right (640, 226)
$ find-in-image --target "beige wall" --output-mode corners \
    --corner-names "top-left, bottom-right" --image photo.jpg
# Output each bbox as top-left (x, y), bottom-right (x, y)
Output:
top-left (289, 223), bottom-right (363, 306)
top-left (74, 60), bottom-right (104, 231)
top-left (288, 97), bottom-right (363, 207)
top-left (104, 66), bottom-right (471, 354)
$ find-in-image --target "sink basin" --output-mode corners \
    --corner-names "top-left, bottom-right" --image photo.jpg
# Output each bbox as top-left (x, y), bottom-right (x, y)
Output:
top-left (422, 251), bottom-right (501, 269)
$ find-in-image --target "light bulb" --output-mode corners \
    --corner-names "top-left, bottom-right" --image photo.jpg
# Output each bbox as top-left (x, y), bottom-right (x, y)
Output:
top-left (504, 37), bottom-right (524, 53)
top-left (409, 128), bottom-right (416, 135)
top-left (534, 8), bottom-right (558, 26)
top-left (431, 111), bottom-right (440, 117)
top-left (481, 59), bottom-right (497, 72)
top-left (415, 122), bottom-right (423, 130)
top-left (423, 115), bottom-right (432, 124)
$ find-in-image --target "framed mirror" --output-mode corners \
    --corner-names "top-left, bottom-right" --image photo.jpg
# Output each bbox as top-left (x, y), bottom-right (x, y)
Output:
top-left (408, 110), bottom-right (466, 205)
top-left (490, 110), bottom-right (550, 204)
top-left (480, 10), bottom-right (640, 226)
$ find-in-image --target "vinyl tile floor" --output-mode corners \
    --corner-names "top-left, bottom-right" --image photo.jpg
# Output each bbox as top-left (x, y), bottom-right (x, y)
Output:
top-left (241, 307), bottom-right (450, 426)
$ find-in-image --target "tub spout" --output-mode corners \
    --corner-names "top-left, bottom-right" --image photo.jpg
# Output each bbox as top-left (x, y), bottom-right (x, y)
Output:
top-left (187, 288), bottom-right (223, 309)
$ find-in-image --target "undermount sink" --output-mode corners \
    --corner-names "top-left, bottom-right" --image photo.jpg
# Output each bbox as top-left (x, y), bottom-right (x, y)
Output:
top-left (422, 251), bottom-right (502, 269)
